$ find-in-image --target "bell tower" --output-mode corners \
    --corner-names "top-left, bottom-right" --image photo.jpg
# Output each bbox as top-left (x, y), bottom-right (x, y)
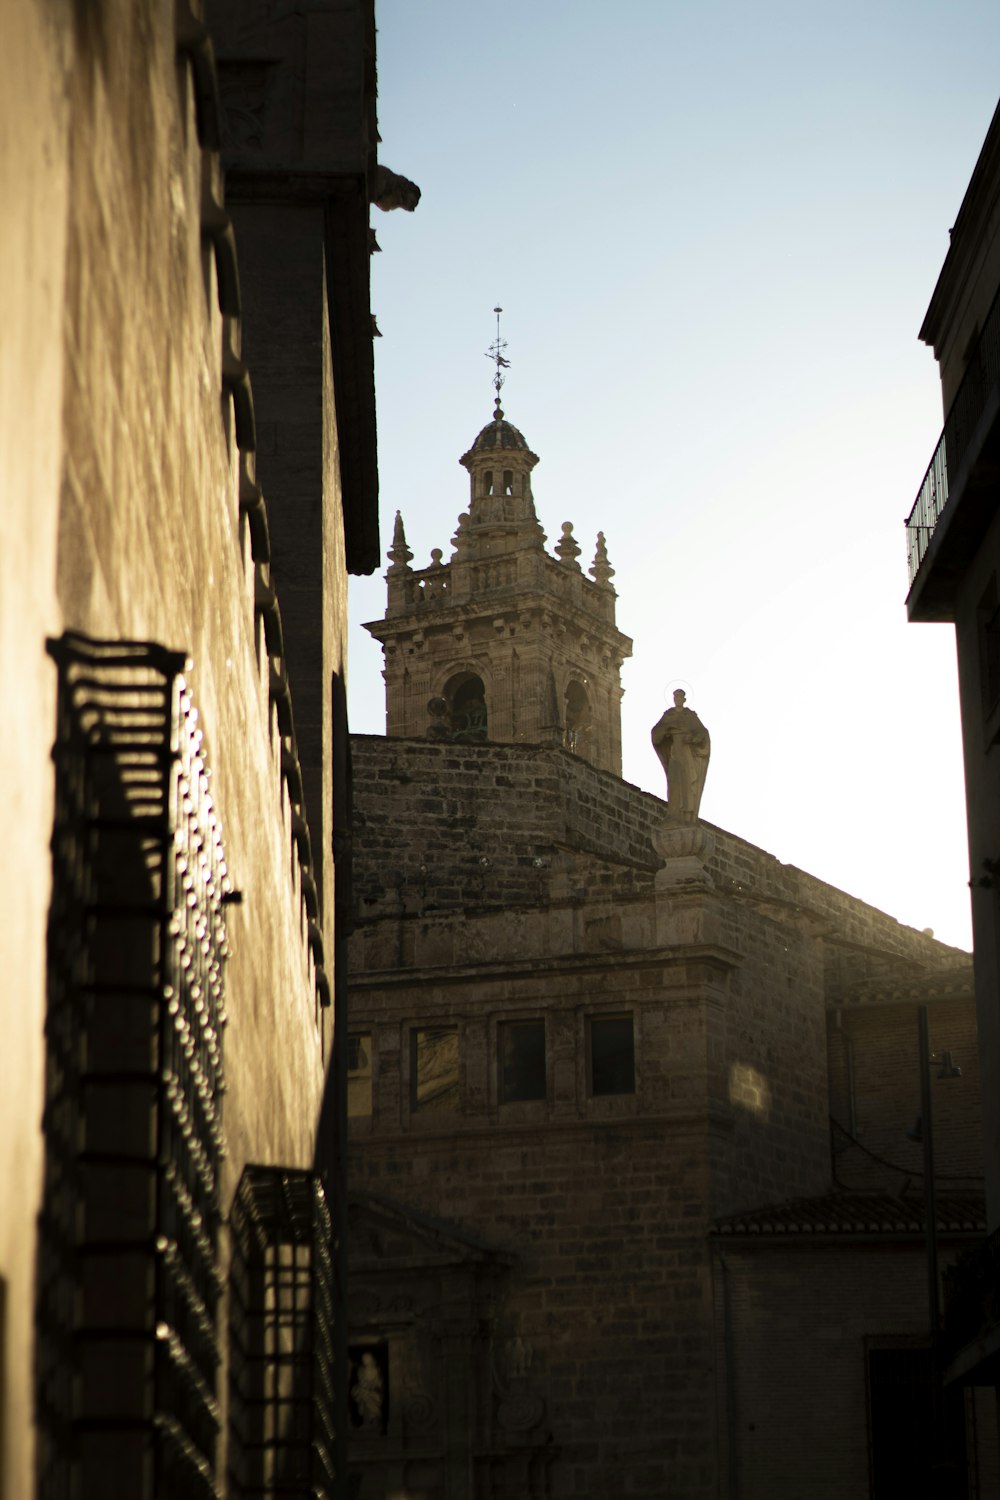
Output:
top-left (365, 327), bottom-right (632, 775)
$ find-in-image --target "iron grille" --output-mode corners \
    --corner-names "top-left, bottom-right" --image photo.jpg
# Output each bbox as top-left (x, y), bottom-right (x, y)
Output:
top-left (228, 1166), bottom-right (336, 1498)
top-left (38, 631), bottom-right (229, 1499)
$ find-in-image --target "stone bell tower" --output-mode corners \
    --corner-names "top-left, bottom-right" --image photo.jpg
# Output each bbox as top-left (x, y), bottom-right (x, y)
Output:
top-left (364, 391), bottom-right (633, 776)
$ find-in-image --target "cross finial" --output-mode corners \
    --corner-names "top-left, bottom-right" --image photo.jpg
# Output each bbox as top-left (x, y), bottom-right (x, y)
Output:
top-left (486, 304), bottom-right (509, 419)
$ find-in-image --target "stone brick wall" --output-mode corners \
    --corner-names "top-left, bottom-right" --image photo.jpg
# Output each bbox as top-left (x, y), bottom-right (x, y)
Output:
top-left (350, 734), bottom-right (659, 919)
top-left (828, 995), bottom-right (984, 1192)
top-left (350, 734), bottom-right (968, 968)
top-left (353, 1115), bottom-right (718, 1497)
top-left (716, 1243), bottom-right (999, 1498)
top-left (347, 733), bottom-right (978, 1497)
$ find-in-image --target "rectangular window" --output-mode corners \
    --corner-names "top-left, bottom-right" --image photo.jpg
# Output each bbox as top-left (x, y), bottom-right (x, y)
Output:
top-left (500, 1020), bottom-right (546, 1103)
top-left (589, 1015), bottom-right (635, 1096)
top-left (412, 1027), bottom-right (459, 1114)
top-left (347, 1033), bottom-right (373, 1118)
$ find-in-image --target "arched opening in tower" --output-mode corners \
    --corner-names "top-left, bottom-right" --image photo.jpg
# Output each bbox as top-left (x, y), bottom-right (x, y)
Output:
top-left (446, 674), bottom-right (488, 742)
top-left (564, 680), bottom-right (591, 754)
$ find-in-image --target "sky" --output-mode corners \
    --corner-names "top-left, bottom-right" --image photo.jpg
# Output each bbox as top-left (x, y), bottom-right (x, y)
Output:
top-left (348, 0), bottom-right (1000, 953)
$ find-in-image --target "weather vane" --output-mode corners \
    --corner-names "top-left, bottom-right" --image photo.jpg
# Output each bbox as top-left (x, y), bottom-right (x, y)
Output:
top-left (486, 304), bottom-right (510, 418)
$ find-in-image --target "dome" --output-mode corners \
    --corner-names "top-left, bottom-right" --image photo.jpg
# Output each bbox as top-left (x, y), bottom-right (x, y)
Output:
top-left (469, 416), bottom-right (529, 452)
top-left (459, 408), bottom-right (538, 469)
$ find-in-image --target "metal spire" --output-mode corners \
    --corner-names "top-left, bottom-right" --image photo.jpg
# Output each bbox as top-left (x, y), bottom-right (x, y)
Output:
top-left (485, 304), bottom-right (510, 419)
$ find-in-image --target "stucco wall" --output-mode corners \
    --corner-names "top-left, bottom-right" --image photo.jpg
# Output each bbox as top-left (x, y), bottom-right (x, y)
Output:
top-left (1, 2), bottom-right (347, 1491)
top-left (0, 8), bottom-right (70, 1494)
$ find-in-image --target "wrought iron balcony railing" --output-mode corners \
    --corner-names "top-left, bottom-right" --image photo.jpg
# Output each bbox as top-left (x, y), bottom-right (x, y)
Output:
top-left (906, 282), bottom-right (1000, 587)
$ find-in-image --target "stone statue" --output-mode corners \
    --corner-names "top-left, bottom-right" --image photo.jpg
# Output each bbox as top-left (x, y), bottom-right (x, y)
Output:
top-left (372, 164), bottom-right (422, 212)
top-left (651, 690), bottom-right (710, 822)
top-left (352, 1351), bottom-right (384, 1428)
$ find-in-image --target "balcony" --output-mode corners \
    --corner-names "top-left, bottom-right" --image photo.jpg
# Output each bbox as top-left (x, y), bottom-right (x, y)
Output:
top-left (905, 284), bottom-right (1000, 621)
top-left (942, 1224), bottom-right (1000, 1383)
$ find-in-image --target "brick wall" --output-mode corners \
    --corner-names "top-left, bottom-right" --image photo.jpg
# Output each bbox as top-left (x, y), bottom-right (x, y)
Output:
top-left (347, 735), bottom-right (978, 1496)
top-left (350, 735), bottom-right (968, 970)
top-left (828, 998), bottom-right (984, 1193)
top-left (716, 1243), bottom-right (999, 1498)
top-left (354, 1119), bottom-right (719, 1497)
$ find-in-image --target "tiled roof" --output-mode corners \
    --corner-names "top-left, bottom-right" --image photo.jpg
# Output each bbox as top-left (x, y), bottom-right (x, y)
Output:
top-left (466, 416), bottom-right (530, 453)
top-left (712, 1190), bottom-right (985, 1239)
top-left (844, 966), bottom-right (974, 1007)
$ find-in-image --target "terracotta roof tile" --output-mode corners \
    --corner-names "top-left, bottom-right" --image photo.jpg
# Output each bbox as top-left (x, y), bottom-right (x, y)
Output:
top-left (712, 1190), bottom-right (985, 1239)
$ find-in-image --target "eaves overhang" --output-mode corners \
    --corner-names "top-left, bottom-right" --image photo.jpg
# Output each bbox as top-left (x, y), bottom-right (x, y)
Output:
top-left (221, 167), bottom-right (380, 575)
top-left (920, 97), bottom-right (1000, 356)
top-left (712, 1190), bottom-right (985, 1245)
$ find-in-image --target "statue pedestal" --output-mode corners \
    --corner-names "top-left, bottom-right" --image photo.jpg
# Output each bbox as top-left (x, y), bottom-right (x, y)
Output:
top-left (652, 820), bottom-right (714, 891)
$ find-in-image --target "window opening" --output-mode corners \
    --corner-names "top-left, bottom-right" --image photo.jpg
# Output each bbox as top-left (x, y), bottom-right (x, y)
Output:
top-left (347, 1034), bottom-right (373, 1118)
top-left (589, 1015), bottom-right (635, 1096)
top-left (448, 674), bottom-right (488, 742)
top-left (500, 1020), bottom-right (546, 1103)
top-left (228, 1167), bottom-right (336, 1498)
top-left (412, 1027), bottom-right (459, 1114)
top-left (564, 680), bottom-right (591, 754)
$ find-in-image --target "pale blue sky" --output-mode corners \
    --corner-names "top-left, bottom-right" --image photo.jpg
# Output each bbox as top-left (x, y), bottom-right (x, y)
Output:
top-left (349, 1), bottom-right (1000, 949)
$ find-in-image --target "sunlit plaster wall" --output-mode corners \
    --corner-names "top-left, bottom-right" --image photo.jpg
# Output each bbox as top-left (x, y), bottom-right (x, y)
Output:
top-left (0, 3), bottom-right (339, 1491)
top-left (0, 7), bottom-right (70, 1494)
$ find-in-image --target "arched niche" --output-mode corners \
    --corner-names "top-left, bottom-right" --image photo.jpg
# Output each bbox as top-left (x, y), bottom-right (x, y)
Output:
top-left (444, 672), bottom-right (488, 743)
top-left (564, 679), bottom-right (591, 754)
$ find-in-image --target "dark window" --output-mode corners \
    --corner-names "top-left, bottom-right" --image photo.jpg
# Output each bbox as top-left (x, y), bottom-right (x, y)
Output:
top-left (590, 1015), bottom-right (635, 1096)
top-left (348, 1033), bottom-right (372, 1118)
top-left (412, 1027), bottom-right (460, 1114)
top-left (503, 468), bottom-right (514, 495)
top-left (867, 1346), bottom-right (969, 1499)
top-left (448, 674), bottom-right (488, 742)
top-left (564, 679), bottom-right (591, 754)
top-left (977, 576), bottom-right (1000, 719)
top-left (483, 470), bottom-right (493, 495)
top-left (500, 1021), bottom-right (546, 1102)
